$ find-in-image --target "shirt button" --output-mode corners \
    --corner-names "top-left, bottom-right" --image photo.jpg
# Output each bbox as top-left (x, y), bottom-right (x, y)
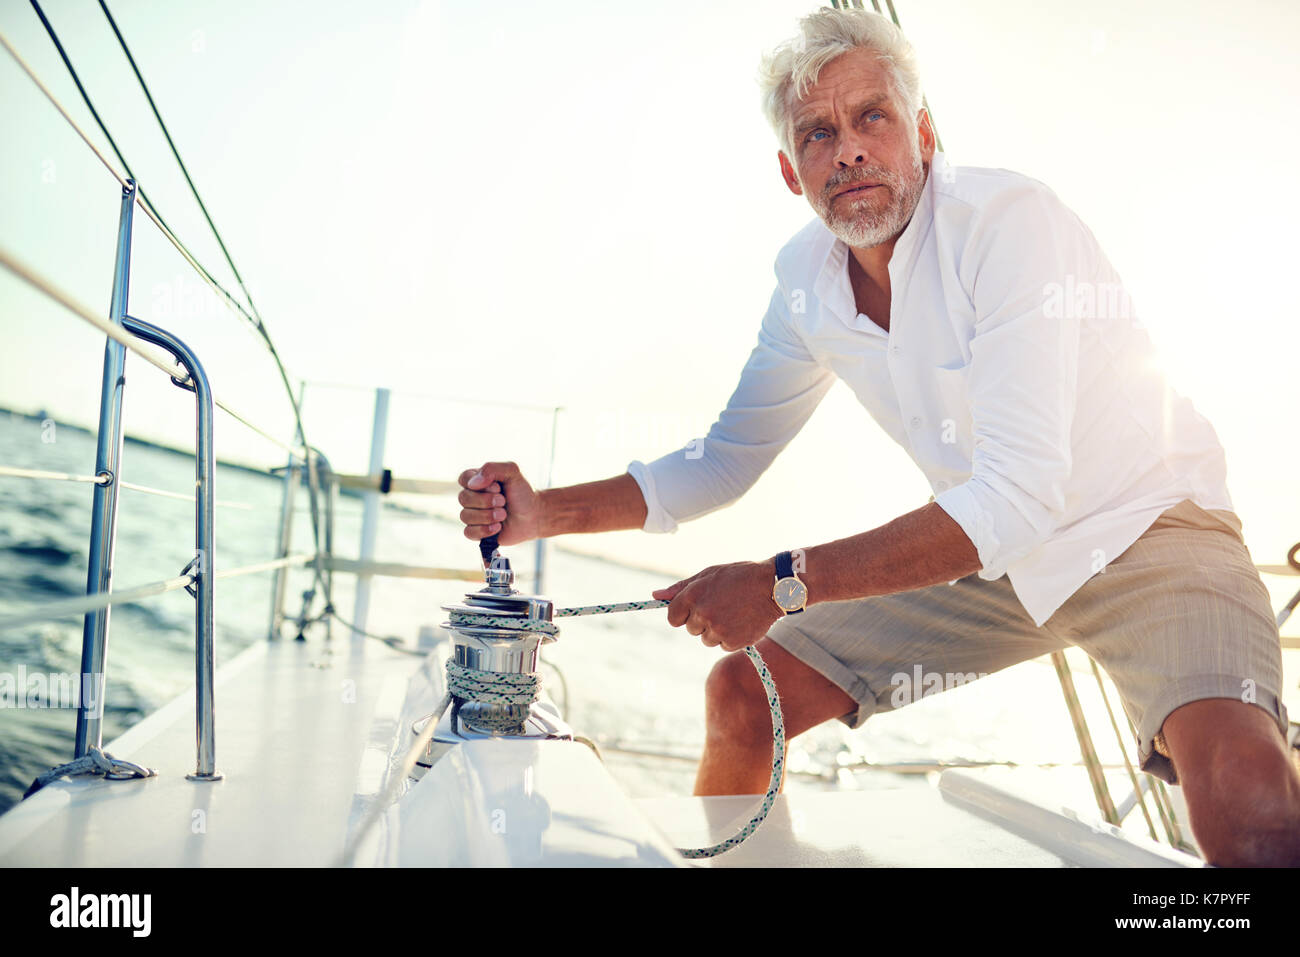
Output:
top-left (890, 344), bottom-right (902, 356)
top-left (935, 480), bottom-right (949, 491)
top-left (909, 415), bottom-right (923, 430)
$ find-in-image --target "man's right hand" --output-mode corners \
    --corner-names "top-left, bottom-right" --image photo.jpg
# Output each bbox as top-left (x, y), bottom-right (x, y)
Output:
top-left (457, 461), bottom-right (543, 546)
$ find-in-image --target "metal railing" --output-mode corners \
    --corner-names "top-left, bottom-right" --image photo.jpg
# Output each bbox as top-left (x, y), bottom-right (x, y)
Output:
top-left (2, 177), bottom-right (248, 782)
top-left (1, 197), bottom-right (329, 787)
top-left (0, 10), bottom-right (560, 797)
top-left (118, 313), bottom-right (219, 779)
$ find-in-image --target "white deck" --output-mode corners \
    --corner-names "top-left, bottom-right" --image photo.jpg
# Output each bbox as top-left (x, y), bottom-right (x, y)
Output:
top-left (0, 634), bottom-right (1204, 868)
top-left (0, 638), bottom-right (423, 866)
top-left (638, 790), bottom-right (1071, 867)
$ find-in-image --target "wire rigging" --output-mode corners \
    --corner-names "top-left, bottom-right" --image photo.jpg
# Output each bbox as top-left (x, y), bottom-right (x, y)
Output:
top-left (24, 2), bottom-right (268, 345)
top-left (26, 1), bottom-right (346, 638)
top-left (0, 30), bottom-right (127, 187)
top-left (96, 0), bottom-right (265, 328)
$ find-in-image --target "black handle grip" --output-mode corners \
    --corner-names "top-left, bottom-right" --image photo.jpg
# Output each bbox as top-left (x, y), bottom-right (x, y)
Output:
top-left (479, 483), bottom-right (502, 566)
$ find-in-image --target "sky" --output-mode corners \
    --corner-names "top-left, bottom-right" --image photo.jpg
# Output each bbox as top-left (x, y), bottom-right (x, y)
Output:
top-left (1, 0), bottom-right (1298, 582)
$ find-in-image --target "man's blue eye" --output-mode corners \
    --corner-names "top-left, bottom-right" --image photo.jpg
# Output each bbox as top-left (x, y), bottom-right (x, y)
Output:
top-left (807, 130), bottom-right (828, 142)
top-left (866, 111), bottom-right (883, 121)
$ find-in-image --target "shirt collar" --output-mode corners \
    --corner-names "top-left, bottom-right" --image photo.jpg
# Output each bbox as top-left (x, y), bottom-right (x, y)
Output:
top-left (811, 151), bottom-right (944, 329)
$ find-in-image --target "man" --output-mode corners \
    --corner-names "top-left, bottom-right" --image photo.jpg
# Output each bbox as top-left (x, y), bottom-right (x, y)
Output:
top-left (457, 7), bottom-right (1299, 866)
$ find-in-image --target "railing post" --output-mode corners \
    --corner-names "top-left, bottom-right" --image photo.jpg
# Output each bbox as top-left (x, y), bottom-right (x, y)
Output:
top-left (352, 388), bottom-right (390, 640)
top-left (320, 453), bottom-right (337, 642)
top-left (74, 179), bottom-right (136, 759)
top-left (267, 460), bottom-right (300, 639)
top-left (268, 383), bottom-right (305, 640)
top-left (296, 444), bottom-right (329, 641)
top-left (121, 315), bottom-right (221, 780)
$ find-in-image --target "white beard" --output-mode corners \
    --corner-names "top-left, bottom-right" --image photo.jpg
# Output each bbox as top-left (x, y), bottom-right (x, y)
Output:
top-left (810, 148), bottom-right (927, 249)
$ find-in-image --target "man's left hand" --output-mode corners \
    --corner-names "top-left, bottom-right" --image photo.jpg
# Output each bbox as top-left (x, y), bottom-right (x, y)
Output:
top-left (651, 560), bottom-right (781, 652)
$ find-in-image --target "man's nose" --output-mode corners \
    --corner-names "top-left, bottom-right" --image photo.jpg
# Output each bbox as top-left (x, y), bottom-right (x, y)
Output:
top-left (833, 128), bottom-right (872, 168)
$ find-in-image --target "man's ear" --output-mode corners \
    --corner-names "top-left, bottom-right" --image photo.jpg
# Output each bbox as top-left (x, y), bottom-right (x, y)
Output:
top-left (778, 151), bottom-right (803, 196)
top-left (916, 108), bottom-right (937, 163)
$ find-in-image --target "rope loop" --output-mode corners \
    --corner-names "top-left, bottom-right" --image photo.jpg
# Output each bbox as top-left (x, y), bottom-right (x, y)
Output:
top-left (23, 745), bottom-right (156, 798)
top-left (445, 659), bottom-right (540, 706)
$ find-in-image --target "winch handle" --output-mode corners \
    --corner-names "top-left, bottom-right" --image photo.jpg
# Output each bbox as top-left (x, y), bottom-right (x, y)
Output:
top-left (479, 487), bottom-right (502, 567)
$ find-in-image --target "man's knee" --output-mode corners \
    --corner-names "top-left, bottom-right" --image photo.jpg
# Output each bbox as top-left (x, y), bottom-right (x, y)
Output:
top-left (703, 651), bottom-right (771, 749)
top-left (1186, 743), bottom-right (1300, 866)
top-left (1163, 702), bottom-right (1300, 866)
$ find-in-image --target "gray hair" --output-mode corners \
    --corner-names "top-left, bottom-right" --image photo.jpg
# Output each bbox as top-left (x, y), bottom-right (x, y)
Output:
top-left (758, 6), bottom-right (924, 158)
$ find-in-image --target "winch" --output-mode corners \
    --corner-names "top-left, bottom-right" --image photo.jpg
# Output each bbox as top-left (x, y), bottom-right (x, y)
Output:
top-left (412, 533), bottom-right (573, 774)
top-left (397, 496), bottom-right (785, 861)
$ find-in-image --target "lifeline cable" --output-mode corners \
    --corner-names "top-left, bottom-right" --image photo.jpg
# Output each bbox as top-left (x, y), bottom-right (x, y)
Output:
top-left (98, 0), bottom-right (264, 327)
top-left (27, 1), bottom-right (784, 855)
top-left (27, 1), bottom-right (339, 630)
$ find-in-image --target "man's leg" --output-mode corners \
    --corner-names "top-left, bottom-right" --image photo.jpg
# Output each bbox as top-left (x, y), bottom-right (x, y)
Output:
top-left (1053, 500), bottom-right (1296, 865)
top-left (694, 569), bottom-right (1069, 796)
top-left (695, 636), bottom-right (855, 796)
top-left (1159, 698), bottom-right (1300, 866)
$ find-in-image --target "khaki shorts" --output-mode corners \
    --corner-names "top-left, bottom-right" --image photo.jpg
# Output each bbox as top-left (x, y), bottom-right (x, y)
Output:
top-left (767, 499), bottom-right (1290, 784)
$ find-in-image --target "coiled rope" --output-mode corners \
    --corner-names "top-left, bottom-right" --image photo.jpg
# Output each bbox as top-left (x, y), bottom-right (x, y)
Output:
top-left (445, 660), bottom-right (540, 705)
top-left (447, 598), bottom-right (785, 860)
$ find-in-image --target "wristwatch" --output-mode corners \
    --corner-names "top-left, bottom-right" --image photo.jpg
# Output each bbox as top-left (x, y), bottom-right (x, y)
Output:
top-left (772, 550), bottom-right (808, 615)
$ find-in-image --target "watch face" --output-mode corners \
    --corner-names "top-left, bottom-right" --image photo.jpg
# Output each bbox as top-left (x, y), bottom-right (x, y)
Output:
top-left (773, 578), bottom-right (807, 611)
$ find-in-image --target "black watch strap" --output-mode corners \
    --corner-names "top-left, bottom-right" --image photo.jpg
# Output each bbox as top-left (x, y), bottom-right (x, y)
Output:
top-left (775, 550), bottom-right (795, 580)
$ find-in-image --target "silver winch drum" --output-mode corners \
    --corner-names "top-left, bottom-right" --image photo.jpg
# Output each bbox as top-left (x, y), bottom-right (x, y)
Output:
top-left (430, 553), bottom-right (571, 741)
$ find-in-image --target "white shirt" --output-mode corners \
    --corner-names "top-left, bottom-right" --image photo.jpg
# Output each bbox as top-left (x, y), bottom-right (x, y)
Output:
top-left (628, 151), bottom-right (1233, 628)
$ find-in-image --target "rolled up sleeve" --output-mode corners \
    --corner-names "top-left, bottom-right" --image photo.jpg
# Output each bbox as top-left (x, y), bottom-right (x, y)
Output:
top-left (628, 282), bottom-right (835, 533)
top-left (933, 186), bottom-right (1086, 578)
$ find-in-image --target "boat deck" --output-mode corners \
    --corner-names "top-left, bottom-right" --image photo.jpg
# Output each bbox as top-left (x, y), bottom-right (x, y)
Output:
top-left (638, 790), bottom-right (1071, 867)
top-left (0, 636), bottom-right (1203, 868)
top-left (0, 638), bottom-right (423, 867)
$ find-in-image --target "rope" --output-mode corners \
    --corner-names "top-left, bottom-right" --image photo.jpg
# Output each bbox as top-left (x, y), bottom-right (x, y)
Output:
top-left (338, 599), bottom-right (786, 864)
top-left (14, 0), bottom-right (369, 653)
top-left (25, 2), bottom-right (258, 336)
top-left (0, 574), bottom-right (195, 631)
top-left (213, 554), bottom-right (314, 580)
top-left (0, 463), bottom-right (255, 509)
top-left (445, 598), bottom-right (674, 635)
top-left (15, 1), bottom-right (777, 856)
top-left (447, 598), bottom-right (786, 861)
top-left (0, 28), bottom-right (128, 187)
top-left (98, 0), bottom-right (264, 328)
top-left (0, 245), bottom-right (190, 380)
top-left (681, 644), bottom-right (783, 859)
top-left (0, 464), bottom-right (104, 485)
top-left (211, 398), bottom-right (304, 457)
top-left (23, 745), bottom-right (156, 799)
top-left (0, 245), bottom-right (308, 463)
top-left (445, 659), bottom-right (539, 706)
top-left (22, 0), bottom-right (321, 500)
top-left (119, 479), bottom-right (255, 510)
top-left (0, 554), bottom-right (312, 631)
